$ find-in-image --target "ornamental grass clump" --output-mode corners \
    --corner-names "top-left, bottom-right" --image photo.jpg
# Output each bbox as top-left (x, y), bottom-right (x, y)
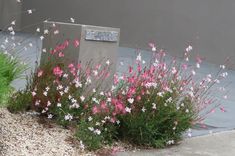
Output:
top-left (0, 52), bottom-right (26, 105)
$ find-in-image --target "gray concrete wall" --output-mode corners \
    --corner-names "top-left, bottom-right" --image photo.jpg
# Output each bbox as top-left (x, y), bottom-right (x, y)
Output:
top-left (20, 0), bottom-right (235, 67)
top-left (0, 0), bottom-right (21, 30)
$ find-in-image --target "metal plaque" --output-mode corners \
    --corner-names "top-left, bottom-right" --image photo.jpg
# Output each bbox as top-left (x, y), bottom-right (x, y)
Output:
top-left (85, 29), bottom-right (118, 42)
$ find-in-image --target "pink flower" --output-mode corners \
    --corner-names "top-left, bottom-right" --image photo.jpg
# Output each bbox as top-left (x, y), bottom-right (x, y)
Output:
top-left (73, 39), bottom-right (80, 48)
top-left (37, 69), bottom-right (43, 77)
top-left (92, 105), bottom-right (100, 114)
top-left (58, 52), bottom-right (64, 57)
top-left (68, 63), bottom-right (74, 68)
top-left (53, 66), bottom-right (63, 77)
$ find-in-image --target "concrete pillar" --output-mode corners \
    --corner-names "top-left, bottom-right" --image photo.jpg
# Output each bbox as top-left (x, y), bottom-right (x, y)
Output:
top-left (40, 21), bottom-right (120, 89)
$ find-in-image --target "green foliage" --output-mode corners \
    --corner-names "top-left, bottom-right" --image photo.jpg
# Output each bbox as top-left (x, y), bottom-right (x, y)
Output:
top-left (75, 116), bottom-right (117, 150)
top-left (0, 53), bottom-right (26, 105)
top-left (7, 90), bottom-right (32, 113)
top-left (118, 105), bottom-right (193, 147)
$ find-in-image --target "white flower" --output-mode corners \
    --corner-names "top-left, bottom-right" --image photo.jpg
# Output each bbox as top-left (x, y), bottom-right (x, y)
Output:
top-left (11, 20), bottom-right (16, 25)
top-left (95, 122), bottom-right (101, 126)
top-left (71, 103), bottom-right (80, 109)
top-left (152, 46), bottom-right (156, 52)
top-left (92, 88), bottom-right (96, 93)
top-left (152, 103), bottom-right (157, 109)
top-left (181, 103), bottom-right (185, 107)
top-left (36, 28), bottom-right (40, 32)
top-left (185, 109), bottom-right (189, 113)
top-left (186, 45), bottom-right (193, 52)
top-left (57, 85), bottom-right (63, 90)
top-left (68, 95), bottom-right (72, 100)
top-left (104, 116), bottom-right (111, 120)
top-left (100, 91), bottom-right (104, 96)
top-left (142, 60), bottom-right (146, 64)
top-left (8, 26), bottom-right (13, 31)
top-left (41, 109), bottom-right (47, 113)
top-left (42, 48), bottom-right (46, 53)
top-left (94, 129), bottom-right (101, 135)
top-left (106, 60), bottom-right (110, 65)
top-left (116, 120), bottom-right (120, 124)
top-left (167, 140), bottom-right (175, 145)
top-left (166, 97), bottom-right (172, 103)
top-left (188, 133), bottom-right (192, 137)
top-left (63, 74), bottom-right (68, 78)
top-left (220, 65), bottom-right (226, 69)
top-left (35, 100), bottom-right (40, 106)
top-left (10, 31), bottom-right (15, 35)
top-left (136, 53), bottom-right (142, 61)
top-left (64, 114), bottom-right (73, 121)
top-left (122, 90), bottom-right (126, 95)
top-left (70, 17), bottom-right (75, 23)
top-left (92, 97), bottom-right (99, 104)
top-left (157, 92), bottom-right (164, 97)
top-left (43, 91), bottom-right (48, 96)
top-left (88, 116), bottom-right (93, 121)
top-left (54, 30), bottom-right (59, 35)
top-left (64, 86), bottom-right (69, 93)
top-left (141, 107), bottom-right (146, 112)
top-left (71, 98), bottom-right (77, 103)
top-left (27, 9), bottom-right (33, 14)
top-left (88, 127), bottom-right (94, 131)
top-left (47, 101), bottom-right (51, 107)
top-left (57, 103), bottom-right (62, 107)
top-left (80, 96), bottom-right (85, 102)
top-left (223, 95), bottom-right (228, 99)
top-left (93, 70), bottom-right (98, 76)
top-left (44, 29), bottom-right (49, 34)
top-left (48, 114), bottom-right (53, 119)
top-left (45, 87), bottom-right (50, 91)
top-left (86, 77), bottom-right (92, 84)
top-left (107, 98), bottom-right (111, 103)
top-left (196, 63), bottom-right (200, 68)
top-left (111, 85), bottom-right (116, 92)
top-left (191, 70), bottom-right (196, 75)
top-left (127, 98), bottom-right (134, 104)
top-left (40, 36), bottom-right (44, 40)
top-left (172, 67), bottom-right (177, 74)
top-left (125, 107), bottom-right (131, 113)
top-left (32, 91), bottom-right (36, 96)
top-left (59, 91), bottom-right (64, 96)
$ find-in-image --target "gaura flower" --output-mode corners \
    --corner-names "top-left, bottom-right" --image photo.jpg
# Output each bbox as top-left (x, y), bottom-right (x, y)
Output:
top-left (53, 66), bottom-right (63, 77)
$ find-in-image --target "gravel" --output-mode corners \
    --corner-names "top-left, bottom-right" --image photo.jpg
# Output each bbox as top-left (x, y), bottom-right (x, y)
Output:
top-left (0, 108), bottom-right (94, 156)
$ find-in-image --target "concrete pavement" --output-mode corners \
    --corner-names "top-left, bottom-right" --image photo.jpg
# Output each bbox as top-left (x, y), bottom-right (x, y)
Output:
top-left (116, 130), bottom-right (235, 156)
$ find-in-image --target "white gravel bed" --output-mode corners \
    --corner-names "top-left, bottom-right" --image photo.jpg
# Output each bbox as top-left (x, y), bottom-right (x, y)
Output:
top-left (0, 108), bottom-right (94, 156)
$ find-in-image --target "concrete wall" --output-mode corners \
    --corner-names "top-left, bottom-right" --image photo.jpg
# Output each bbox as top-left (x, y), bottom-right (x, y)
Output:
top-left (0, 0), bottom-right (21, 30)
top-left (20, 0), bottom-right (235, 67)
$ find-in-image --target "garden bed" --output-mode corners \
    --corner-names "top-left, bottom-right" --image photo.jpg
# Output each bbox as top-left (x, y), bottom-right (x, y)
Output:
top-left (0, 107), bottom-right (94, 156)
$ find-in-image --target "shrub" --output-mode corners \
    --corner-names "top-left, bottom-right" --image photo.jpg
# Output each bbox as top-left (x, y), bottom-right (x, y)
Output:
top-left (113, 46), bottom-right (228, 147)
top-left (12, 40), bottom-right (229, 150)
top-left (0, 52), bottom-right (26, 105)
